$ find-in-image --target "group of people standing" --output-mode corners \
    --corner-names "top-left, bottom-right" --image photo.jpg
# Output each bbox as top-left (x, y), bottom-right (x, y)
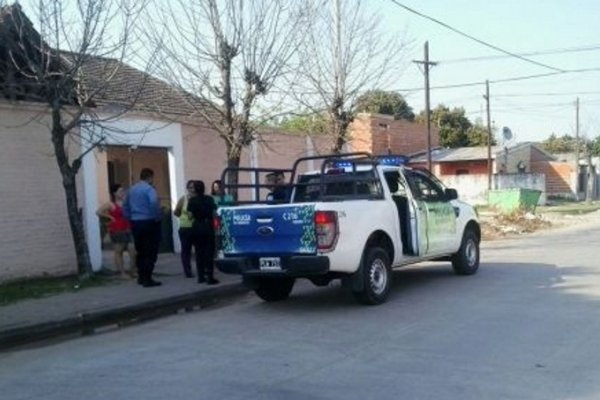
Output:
top-left (96, 168), bottom-right (225, 288)
top-left (174, 180), bottom-right (226, 284)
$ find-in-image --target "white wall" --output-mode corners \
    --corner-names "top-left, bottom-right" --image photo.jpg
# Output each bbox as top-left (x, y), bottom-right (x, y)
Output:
top-left (441, 173), bottom-right (547, 206)
top-left (82, 118), bottom-right (184, 271)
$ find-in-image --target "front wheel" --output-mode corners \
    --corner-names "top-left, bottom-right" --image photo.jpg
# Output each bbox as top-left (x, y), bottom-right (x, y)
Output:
top-left (352, 247), bottom-right (392, 305)
top-left (254, 277), bottom-right (295, 302)
top-left (452, 229), bottom-right (480, 275)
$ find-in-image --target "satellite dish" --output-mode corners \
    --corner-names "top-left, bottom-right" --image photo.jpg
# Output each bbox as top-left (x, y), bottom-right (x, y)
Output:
top-left (502, 127), bottom-right (513, 141)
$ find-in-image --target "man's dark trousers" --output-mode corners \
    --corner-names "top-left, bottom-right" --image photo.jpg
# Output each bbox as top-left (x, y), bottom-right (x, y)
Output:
top-left (131, 220), bottom-right (161, 284)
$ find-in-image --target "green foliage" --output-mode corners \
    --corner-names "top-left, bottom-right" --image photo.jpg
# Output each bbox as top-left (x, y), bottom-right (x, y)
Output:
top-left (355, 90), bottom-right (415, 121)
top-left (540, 133), bottom-right (578, 153)
top-left (277, 113), bottom-right (329, 135)
top-left (418, 105), bottom-right (496, 148)
top-left (589, 136), bottom-right (600, 157)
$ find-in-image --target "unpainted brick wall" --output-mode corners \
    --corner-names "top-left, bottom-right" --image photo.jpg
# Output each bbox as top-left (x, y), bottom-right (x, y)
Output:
top-left (0, 106), bottom-right (77, 281)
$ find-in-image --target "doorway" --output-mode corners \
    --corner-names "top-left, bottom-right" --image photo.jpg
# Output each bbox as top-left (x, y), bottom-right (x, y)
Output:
top-left (104, 145), bottom-right (174, 253)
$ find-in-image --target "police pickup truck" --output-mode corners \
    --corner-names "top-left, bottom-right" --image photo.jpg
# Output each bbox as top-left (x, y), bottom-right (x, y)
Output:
top-left (215, 153), bottom-right (480, 305)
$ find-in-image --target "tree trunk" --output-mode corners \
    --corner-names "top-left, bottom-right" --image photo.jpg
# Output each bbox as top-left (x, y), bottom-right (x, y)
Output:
top-left (51, 109), bottom-right (93, 278)
top-left (226, 142), bottom-right (242, 201)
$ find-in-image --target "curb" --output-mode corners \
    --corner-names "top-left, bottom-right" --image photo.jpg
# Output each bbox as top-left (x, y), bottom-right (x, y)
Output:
top-left (0, 282), bottom-right (248, 351)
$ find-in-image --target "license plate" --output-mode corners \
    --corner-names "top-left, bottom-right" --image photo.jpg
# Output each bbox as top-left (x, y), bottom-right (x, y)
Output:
top-left (259, 257), bottom-right (282, 271)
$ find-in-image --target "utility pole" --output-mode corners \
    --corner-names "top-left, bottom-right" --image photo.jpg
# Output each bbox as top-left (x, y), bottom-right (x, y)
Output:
top-left (574, 97), bottom-right (580, 200)
top-left (484, 80), bottom-right (492, 191)
top-left (413, 41), bottom-right (437, 171)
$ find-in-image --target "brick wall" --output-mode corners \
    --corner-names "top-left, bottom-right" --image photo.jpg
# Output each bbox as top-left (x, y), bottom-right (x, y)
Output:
top-left (531, 160), bottom-right (574, 195)
top-left (0, 105), bottom-right (77, 281)
top-left (349, 113), bottom-right (440, 156)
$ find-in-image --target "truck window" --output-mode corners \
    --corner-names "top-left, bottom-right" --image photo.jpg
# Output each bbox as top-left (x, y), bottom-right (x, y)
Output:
top-left (406, 171), bottom-right (445, 202)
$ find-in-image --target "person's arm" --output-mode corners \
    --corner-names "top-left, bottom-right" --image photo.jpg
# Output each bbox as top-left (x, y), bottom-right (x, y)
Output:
top-left (96, 202), bottom-right (115, 221)
top-left (122, 192), bottom-right (132, 220)
top-left (173, 196), bottom-right (185, 217)
top-left (147, 186), bottom-right (162, 221)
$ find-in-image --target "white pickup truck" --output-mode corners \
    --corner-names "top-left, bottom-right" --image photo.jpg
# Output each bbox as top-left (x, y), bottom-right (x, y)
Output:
top-left (215, 153), bottom-right (480, 305)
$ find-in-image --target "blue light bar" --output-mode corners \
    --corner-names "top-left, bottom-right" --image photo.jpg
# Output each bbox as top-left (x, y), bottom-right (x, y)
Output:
top-left (331, 161), bottom-right (353, 169)
top-left (377, 156), bottom-right (408, 166)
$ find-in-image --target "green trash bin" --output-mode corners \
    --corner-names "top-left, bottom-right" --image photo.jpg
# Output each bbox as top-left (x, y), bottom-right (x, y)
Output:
top-left (488, 188), bottom-right (542, 213)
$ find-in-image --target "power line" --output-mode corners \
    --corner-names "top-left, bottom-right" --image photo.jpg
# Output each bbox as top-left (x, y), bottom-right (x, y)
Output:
top-left (389, 66), bottom-right (600, 92)
top-left (495, 90), bottom-right (600, 98)
top-left (387, 0), bottom-right (565, 73)
top-left (439, 44), bottom-right (600, 64)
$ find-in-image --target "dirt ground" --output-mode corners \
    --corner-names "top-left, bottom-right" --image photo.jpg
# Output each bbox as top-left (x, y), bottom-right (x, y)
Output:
top-left (480, 209), bottom-right (600, 240)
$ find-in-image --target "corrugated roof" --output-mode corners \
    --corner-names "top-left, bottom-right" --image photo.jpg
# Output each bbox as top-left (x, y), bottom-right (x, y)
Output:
top-left (411, 146), bottom-right (501, 163)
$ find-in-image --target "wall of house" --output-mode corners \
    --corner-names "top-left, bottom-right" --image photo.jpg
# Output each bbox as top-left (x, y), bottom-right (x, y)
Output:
top-left (440, 173), bottom-right (546, 206)
top-left (0, 104), bottom-right (77, 281)
top-left (496, 145), bottom-right (531, 173)
top-left (439, 160), bottom-right (489, 175)
top-left (349, 113), bottom-right (440, 156)
top-left (530, 160), bottom-right (574, 197)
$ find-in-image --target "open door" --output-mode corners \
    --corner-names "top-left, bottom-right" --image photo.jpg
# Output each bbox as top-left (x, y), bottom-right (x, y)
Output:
top-left (384, 170), bottom-right (426, 256)
top-left (403, 169), bottom-right (457, 255)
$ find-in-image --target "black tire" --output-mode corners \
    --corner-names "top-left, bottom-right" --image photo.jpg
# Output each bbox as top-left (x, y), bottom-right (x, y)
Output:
top-left (452, 229), bottom-right (480, 275)
top-left (254, 277), bottom-right (295, 302)
top-left (353, 247), bottom-right (392, 305)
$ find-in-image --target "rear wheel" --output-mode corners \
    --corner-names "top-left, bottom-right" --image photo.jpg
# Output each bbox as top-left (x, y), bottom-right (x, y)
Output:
top-left (452, 229), bottom-right (480, 275)
top-left (352, 247), bottom-right (392, 305)
top-left (254, 277), bottom-right (295, 302)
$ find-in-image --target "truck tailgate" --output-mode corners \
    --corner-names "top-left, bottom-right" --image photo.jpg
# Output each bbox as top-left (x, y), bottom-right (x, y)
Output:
top-left (219, 204), bottom-right (316, 256)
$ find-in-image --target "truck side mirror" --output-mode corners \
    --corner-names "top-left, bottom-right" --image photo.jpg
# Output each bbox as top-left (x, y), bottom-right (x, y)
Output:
top-left (445, 188), bottom-right (458, 200)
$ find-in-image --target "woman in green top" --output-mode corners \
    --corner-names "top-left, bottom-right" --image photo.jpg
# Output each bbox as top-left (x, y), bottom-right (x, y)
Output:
top-left (211, 180), bottom-right (234, 207)
top-left (174, 180), bottom-right (196, 278)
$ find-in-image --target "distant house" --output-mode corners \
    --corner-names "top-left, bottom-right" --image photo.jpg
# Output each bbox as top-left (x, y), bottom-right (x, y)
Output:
top-left (409, 143), bottom-right (577, 204)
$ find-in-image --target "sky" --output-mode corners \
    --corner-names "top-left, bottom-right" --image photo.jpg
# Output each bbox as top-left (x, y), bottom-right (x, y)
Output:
top-left (14, 0), bottom-right (600, 144)
top-left (373, 0), bottom-right (600, 143)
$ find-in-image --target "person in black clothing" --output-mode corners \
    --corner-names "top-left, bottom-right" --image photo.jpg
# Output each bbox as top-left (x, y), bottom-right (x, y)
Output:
top-left (187, 180), bottom-right (220, 285)
top-left (265, 171), bottom-right (290, 203)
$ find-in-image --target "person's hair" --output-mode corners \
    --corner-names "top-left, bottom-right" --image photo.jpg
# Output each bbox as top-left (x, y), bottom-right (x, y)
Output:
top-left (186, 180), bottom-right (195, 190)
top-left (140, 168), bottom-right (154, 181)
top-left (194, 180), bottom-right (206, 196)
top-left (211, 180), bottom-right (222, 195)
top-left (109, 184), bottom-right (122, 202)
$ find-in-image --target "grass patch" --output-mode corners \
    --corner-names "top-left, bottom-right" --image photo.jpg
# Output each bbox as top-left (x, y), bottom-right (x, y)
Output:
top-left (538, 201), bottom-right (600, 215)
top-left (0, 274), bottom-right (114, 306)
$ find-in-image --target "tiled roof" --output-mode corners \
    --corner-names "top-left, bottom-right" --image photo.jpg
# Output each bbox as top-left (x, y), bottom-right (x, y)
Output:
top-left (0, 4), bottom-right (215, 118)
top-left (64, 53), bottom-right (215, 117)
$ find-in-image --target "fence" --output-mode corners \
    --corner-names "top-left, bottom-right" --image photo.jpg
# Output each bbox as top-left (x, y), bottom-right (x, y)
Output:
top-left (439, 173), bottom-right (546, 206)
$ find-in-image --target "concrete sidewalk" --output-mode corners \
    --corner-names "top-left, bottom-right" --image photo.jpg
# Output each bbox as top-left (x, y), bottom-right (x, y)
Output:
top-left (0, 253), bottom-right (248, 350)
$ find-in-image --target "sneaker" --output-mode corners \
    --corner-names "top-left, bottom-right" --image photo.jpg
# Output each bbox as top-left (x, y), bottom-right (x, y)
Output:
top-left (197, 277), bottom-right (206, 284)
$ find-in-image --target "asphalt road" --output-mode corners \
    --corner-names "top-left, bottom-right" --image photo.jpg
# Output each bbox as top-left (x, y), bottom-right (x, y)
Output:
top-left (1, 221), bottom-right (600, 400)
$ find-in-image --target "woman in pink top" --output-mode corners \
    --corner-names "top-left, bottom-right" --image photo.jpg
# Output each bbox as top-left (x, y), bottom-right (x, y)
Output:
top-left (97, 184), bottom-right (136, 278)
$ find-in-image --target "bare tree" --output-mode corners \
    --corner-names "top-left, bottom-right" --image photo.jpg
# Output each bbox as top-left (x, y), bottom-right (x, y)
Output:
top-left (0, 0), bottom-right (150, 277)
top-left (148, 0), bottom-right (302, 193)
top-left (292, 0), bottom-right (409, 153)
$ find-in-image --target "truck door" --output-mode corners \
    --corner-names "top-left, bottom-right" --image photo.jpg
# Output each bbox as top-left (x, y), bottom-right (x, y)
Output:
top-left (404, 170), bottom-right (457, 255)
top-left (385, 170), bottom-right (424, 256)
